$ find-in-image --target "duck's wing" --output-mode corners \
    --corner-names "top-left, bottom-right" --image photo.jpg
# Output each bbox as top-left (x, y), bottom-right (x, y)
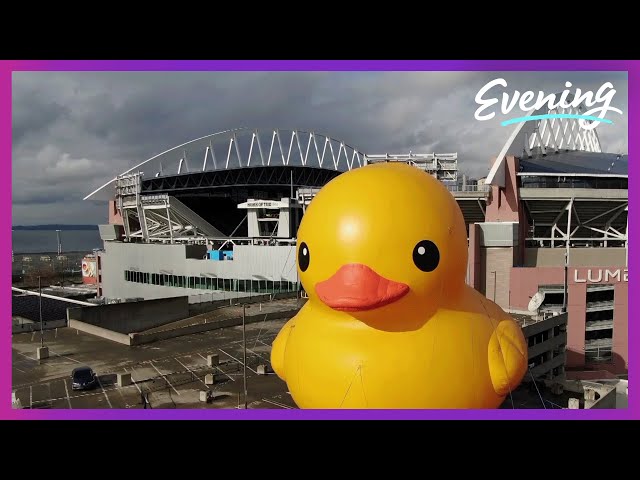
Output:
top-left (488, 317), bottom-right (528, 397)
top-left (270, 317), bottom-right (297, 382)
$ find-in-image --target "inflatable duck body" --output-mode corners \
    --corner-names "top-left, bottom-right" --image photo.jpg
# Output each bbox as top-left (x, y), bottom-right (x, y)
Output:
top-left (271, 162), bottom-right (528, 409)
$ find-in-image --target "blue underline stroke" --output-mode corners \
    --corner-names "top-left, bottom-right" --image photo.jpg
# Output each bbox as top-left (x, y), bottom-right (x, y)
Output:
top-left (500, 114), bottom-right (613, 127)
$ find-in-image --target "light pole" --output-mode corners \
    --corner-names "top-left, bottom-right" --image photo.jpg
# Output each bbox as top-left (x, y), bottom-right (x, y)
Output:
top-left (56, 229), bottom-right (62, 255)
top-left (562, 251), bottom-right (568, 313)
top-left (235, 302), bottom-right (250, 409)
top-left (38, 276), bottom-right (44, 348)
top-left (242, 303), bottom-right (248, 409)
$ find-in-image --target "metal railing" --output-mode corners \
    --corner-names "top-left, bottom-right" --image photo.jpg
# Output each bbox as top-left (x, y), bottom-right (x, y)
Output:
top-left (445, 184), bottom-right (490, 193)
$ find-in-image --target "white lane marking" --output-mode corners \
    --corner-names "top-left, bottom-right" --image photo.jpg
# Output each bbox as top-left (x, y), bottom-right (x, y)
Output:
top-left (18, 352), bottom-right (37, 361)
top-left (219, 348), bottom-right (259, 374)
top-left (63, 379), bottom-right (72, 409)
top-left (50, 350), bottom-right (82, 364)
top-left (31, 332), bottom-right (35, 342)
top-left (198, 353), bottom-right (235, 382)
top-left (29, 386), bottom-right (33, 409)
top-left (262, 398), bottom-right (293, 409)
top-left (14, 366), bottom-right (26, 374)
top-left (150, 362), bottom-right (180, 395)
top-left (174, 357), bottom-right (207, 387)
top-left (55, 328), bottom-right (58, 338)
top-left (96, 376), bottom-right (113, 409)
top-left (47, 383), bottom-right (139, 404)
top-left (123, 367), bottom-right (142, 394)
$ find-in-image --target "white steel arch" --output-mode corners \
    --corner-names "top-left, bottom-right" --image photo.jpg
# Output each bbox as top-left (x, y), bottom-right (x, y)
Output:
top-left (85, 128), bottom-right (367, 202)
top-left (486, 95), bottom-right (604, 187)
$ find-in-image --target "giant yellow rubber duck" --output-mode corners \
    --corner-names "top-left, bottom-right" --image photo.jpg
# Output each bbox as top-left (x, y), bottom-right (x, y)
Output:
top-left (271, 162), bottom-right (528, 409)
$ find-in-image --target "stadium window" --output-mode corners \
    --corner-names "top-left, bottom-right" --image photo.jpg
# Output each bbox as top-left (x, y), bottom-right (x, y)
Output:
top-left (124, 270), bottom-right (129, 281)
top-left (159, 275), bottom-right (165, 286)
top-left (224, 279), bottom-right (231, 291)
top-left (151, 273), bottom-right (156, 285)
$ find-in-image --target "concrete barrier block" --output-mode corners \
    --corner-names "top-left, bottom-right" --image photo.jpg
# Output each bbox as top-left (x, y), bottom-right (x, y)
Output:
top-left (568, 398), bottom-right (580, 409)
top-left (257, 365), bottom-right (268, 375)
top-left (200, 390), bottom-right (210, 402)
top-left (207, 354), bottom-right (219, 366)
top-left (205, 374), bottom-right (215, 385)
top-left (117, 372), bottom-right (132, 387)
top-left (36, 346), bottom-right (49, 360)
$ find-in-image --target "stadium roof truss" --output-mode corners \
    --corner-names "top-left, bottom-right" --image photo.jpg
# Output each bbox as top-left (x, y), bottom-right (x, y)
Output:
top-left (141, 165), bottom-right (340, 194)
top-left (85, 128), bottom-right (368, 202)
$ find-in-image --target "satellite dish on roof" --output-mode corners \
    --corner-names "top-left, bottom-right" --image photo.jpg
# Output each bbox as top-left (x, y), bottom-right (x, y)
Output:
top-left (528, 291), bottom-right (546, 312)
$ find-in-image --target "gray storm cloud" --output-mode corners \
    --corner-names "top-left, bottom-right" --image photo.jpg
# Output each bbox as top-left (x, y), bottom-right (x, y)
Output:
top-left (12, 71), bottom-right (628, 225)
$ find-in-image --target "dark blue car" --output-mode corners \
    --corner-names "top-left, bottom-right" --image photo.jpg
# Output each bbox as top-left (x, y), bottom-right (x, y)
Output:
top-left (71, 366), bottom-right (98, 391)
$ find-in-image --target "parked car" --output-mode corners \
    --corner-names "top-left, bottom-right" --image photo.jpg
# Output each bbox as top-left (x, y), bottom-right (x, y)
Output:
top-left (71, 366), bottom-right (98, 391)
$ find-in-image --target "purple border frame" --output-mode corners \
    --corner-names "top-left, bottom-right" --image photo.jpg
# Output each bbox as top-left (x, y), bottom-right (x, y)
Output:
top-left (1, 60), bottom-right (636, 420)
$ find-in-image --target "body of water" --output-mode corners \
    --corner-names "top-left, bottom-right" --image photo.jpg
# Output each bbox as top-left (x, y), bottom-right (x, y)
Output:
top-left (12, 230), bottom-right (102, 254)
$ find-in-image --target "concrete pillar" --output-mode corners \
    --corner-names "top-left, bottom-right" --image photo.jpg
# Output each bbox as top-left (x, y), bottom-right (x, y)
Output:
top-left (36, 346), bottom-right (49, 360)
top-left (117, 372), bottom-right (132, 387)
top-left (207, 354), bottom-right (219, 366)
top-left (568, 398), bottom-right (580, 409)
top-left (205, 374), bottom-right (215, 385)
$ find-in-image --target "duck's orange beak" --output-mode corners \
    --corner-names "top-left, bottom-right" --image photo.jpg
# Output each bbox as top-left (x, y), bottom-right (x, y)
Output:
top-left (315, 264), bottom-right (409, 312)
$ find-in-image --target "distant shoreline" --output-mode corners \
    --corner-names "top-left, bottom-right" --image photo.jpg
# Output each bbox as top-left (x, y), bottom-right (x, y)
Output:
top-left (12, 225), bottom-right (99, 231)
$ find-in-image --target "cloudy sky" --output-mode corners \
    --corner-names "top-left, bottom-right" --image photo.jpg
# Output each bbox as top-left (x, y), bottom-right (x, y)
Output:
top-left (12, 70), bottom-right (628, 225)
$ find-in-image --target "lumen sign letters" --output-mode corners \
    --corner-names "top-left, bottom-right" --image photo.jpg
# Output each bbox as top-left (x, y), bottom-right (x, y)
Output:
top-left (573, 268), bottom-right (628, 284)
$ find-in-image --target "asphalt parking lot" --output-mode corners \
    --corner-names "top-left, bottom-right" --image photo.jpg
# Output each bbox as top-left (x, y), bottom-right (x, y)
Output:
top-left (12, 317), bottom-right (296, 410)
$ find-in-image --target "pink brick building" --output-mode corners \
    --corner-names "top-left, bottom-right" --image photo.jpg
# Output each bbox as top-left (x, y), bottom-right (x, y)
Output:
top-left (462, 151), bottom-right (628, 376)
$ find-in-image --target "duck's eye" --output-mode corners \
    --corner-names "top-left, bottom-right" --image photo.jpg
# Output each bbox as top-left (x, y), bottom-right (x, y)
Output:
top-left (412, 240), bottom-right (439, 272)
top-left (298, 242), bottom-right (310, 272)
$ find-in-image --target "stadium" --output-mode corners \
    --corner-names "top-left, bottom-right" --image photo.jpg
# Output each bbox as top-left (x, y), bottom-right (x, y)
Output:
top-left (84, 103), bottom-right (628, 378)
